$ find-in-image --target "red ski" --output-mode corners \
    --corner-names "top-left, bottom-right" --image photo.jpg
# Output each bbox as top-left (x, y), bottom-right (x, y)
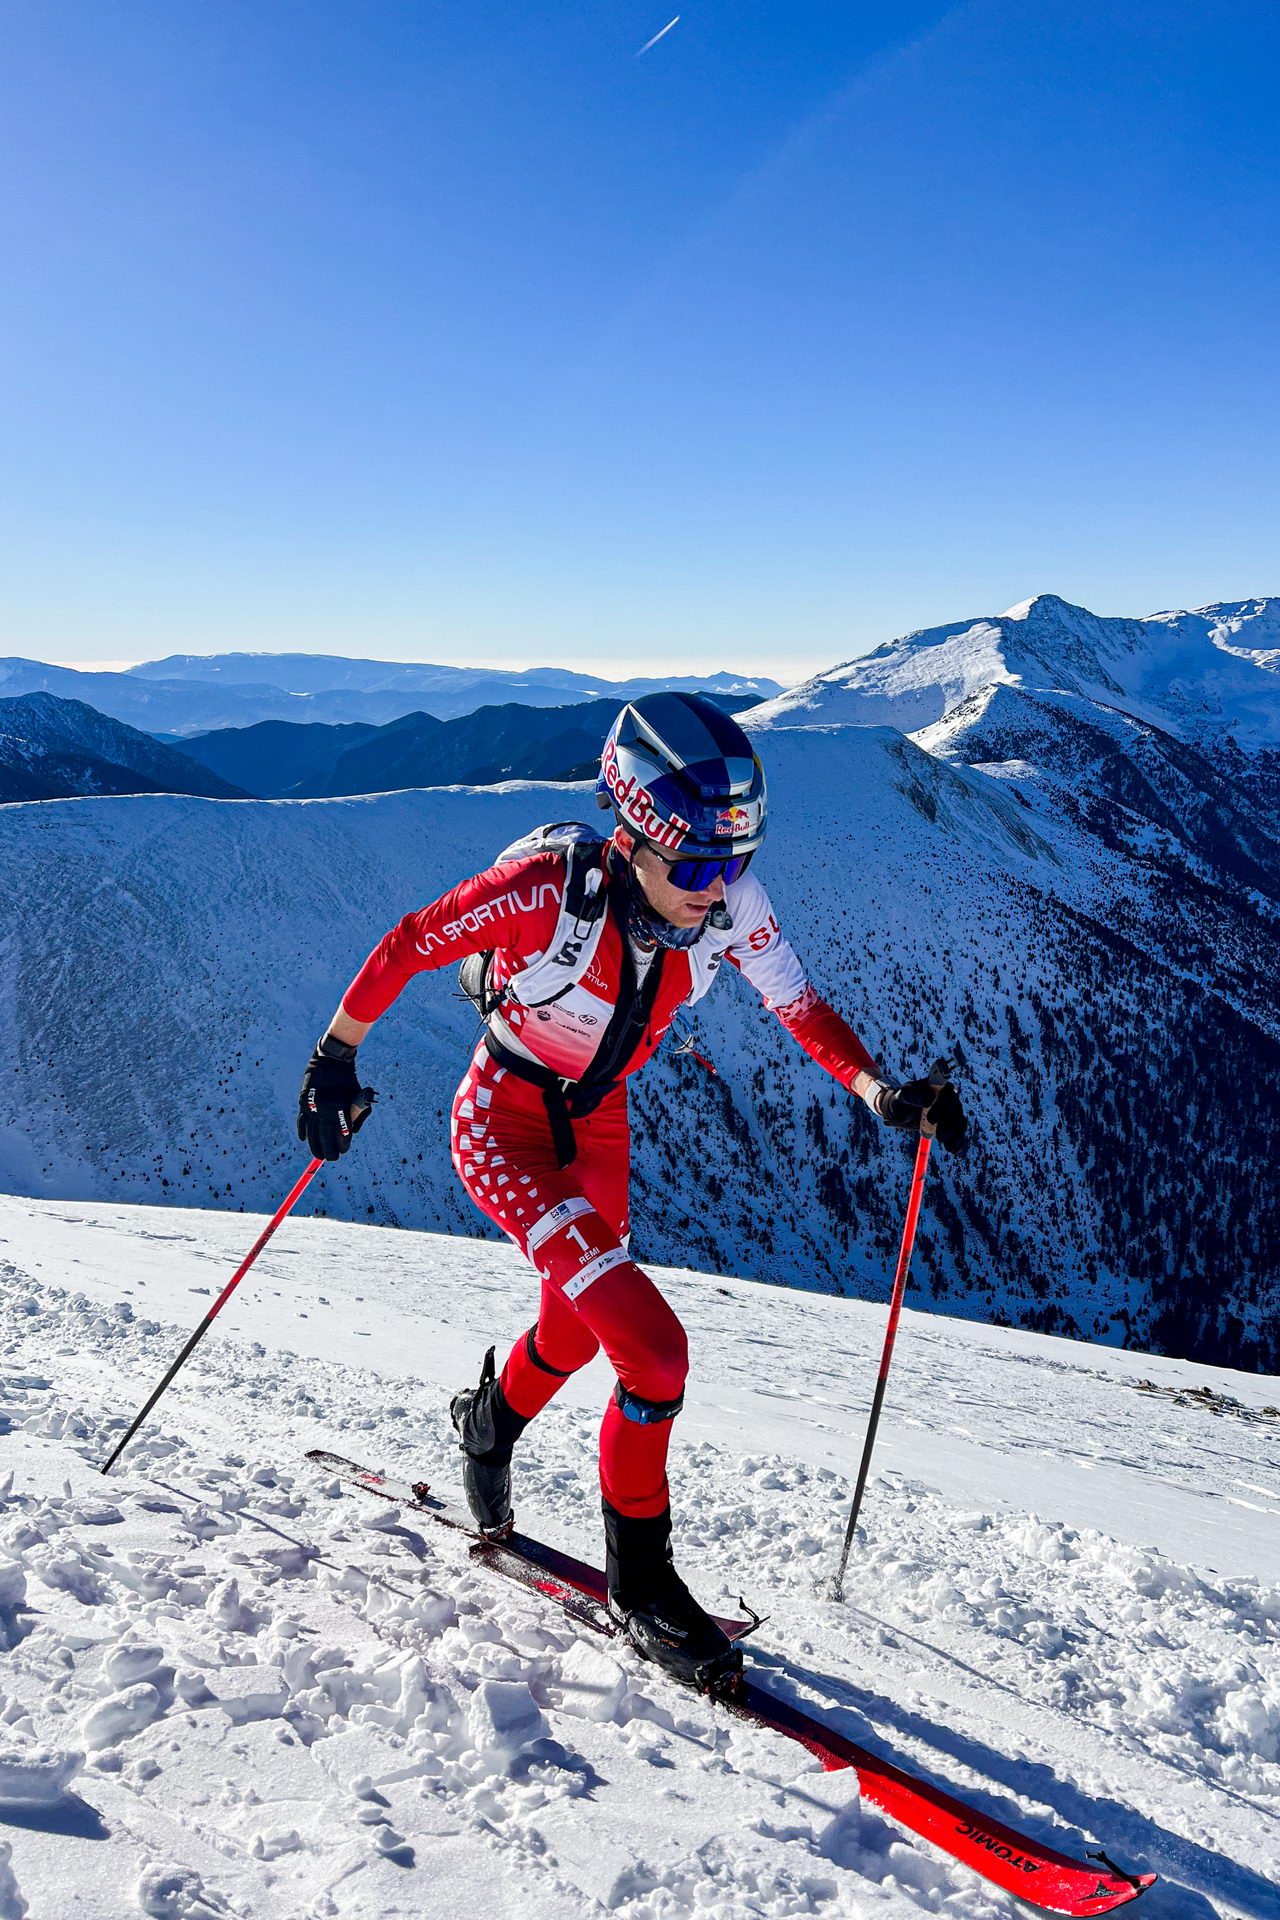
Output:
top-left (719, 1681), bottom-right (1153, 1914)
top-left (306, 1449), bottom-right (1155, 1915)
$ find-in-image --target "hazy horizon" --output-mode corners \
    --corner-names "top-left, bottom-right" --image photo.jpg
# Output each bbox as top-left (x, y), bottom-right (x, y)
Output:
top-left (30, 650), bottom-right (802, 686)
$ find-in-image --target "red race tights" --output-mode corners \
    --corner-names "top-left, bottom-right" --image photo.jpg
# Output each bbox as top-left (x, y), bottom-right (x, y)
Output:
top-left (451, 1044), bottom-right (687, 1517)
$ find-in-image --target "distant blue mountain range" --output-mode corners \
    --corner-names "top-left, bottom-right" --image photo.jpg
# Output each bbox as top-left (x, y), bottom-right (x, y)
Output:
top-left (0, 652), bottom-right (782, 736)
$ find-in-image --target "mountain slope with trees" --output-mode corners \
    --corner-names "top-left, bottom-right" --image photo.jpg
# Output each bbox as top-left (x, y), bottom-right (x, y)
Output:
top-left (1, 719), bottom-right (1275, 1371)
top-left (0, 693), bottom-right (249, 802)
top-left (171, 694), bottom-right (755, 797)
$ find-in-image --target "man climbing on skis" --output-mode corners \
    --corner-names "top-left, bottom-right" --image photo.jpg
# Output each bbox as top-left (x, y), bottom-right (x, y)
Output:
top-left (297, 692), bottom-right (966, 1686)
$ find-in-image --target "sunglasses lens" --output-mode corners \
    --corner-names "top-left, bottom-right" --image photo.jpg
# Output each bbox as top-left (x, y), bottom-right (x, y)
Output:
top-left (664, 850), bottom-right (752, 890)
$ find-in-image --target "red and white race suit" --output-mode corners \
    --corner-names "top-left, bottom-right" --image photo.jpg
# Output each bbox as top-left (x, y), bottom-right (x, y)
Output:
top-left (343, 842), bottom-right (881, 1517)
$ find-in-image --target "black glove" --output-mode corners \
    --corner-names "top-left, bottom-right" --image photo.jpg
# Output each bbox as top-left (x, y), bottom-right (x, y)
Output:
top-left (297, 1035), bottom-right (376, 1160)
top-left (876, 1058), bottom-right (968, 1155)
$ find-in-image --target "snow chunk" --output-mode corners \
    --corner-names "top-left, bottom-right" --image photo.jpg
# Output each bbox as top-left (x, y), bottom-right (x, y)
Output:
top-left (63, 1499), bottom-right (123, 1527)
top-left (371, 1823), bottom-right (410, 1856)
top-left (357, 1503), bottom-right (404, 1532)
top-left (135, 1864), bottom-right (224, 1918)
top-left (1218, 1678), bottom-right (1280, 1763)
top-left (0, 1565), bottom-right (25, 1611)
top-left (204, 1575), bottom-right (257, 1632)
top-left (256, 1541), bottom-right (317, 1577)
top-left (467, 1678), bottom-right (547, 1757)
top-left (249, 1827), bottom-right (304, 1861)
top-left (128, 1491), bottom-right (182, 1514)
top-left (553, 1641), bottom-right (628, 1723)
top-left (104, 1642), bottom-right (169, 1689)
top-left (0, 1844), bottom-right (26, 1920)
top-left (81, 1683), bottom-right (163, 1750)
top-left (24, 1544), bottom-right (111, 1605)
top-left (0, 1746), bottom-right (82, 1805)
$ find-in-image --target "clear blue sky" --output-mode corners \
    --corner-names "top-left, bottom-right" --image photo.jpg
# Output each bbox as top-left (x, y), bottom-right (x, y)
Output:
top-left (1, 0), bottom-right (1276, 680)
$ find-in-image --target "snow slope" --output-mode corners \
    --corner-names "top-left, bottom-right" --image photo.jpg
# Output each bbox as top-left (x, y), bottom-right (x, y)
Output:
top-left (1, 722), bottom-right (1278, 1371)
top-left (0, 1194), bottom-right (1276, 1919)
top-left (747, 597), bottom-right (1280, 750)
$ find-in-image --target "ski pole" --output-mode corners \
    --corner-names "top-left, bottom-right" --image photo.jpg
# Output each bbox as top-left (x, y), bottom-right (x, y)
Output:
top-left (100, 1158), bottom-right (324, 1475)
top-left (831, 1060), bottom-right (950, 1601)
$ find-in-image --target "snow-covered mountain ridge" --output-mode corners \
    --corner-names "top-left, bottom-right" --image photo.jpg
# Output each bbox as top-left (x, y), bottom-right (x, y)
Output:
top-left (913, 683), bottom-right (1280, 903)
top-left (2, 717), bottom-right (1276, 1372)
top-left (0, 694), bottom-right (248, 803)
top-left (0, 1194), bottom-right (1273, 1916)
top-left (748, 594), bottom-right (1280, 749)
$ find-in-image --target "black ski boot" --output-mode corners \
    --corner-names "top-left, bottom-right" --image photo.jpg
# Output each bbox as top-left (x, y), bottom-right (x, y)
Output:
top-left (450, 1347), bottom-right (530, 1537)
top-left (603, 1500), bottom-right (740, 1690)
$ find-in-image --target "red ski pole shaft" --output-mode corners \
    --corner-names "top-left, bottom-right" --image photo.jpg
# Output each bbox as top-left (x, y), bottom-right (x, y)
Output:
top-left (831, 1131), bottom-right (933, 1601)
top-left (100, 1158), bottom-right (324, 1475)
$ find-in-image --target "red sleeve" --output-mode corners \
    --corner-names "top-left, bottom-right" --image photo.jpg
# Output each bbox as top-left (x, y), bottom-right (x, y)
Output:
top-left (341, 854), bottom-right (563, 1024)
top-left (773, 984), bottom-right (880, 1091)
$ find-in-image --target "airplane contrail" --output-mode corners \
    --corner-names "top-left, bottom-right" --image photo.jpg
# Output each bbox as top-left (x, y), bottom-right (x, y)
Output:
top-left (636, 15), bottom-right (679, 56)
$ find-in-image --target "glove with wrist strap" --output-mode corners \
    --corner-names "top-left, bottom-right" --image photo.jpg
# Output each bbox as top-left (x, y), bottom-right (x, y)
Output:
top-left (296, 1033), bottom-right (377, 1161)
top-left (871, 1057), bottom-right (968, 1155)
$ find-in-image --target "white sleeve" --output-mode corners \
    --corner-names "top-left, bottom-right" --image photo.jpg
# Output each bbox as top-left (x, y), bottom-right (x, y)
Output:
top-left (722, 874), bottom-right (808, 1011)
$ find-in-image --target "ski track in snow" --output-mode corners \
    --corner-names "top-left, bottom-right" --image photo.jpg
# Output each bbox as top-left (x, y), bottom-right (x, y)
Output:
top-left (0, 1196), bottom-right (1276, 1919)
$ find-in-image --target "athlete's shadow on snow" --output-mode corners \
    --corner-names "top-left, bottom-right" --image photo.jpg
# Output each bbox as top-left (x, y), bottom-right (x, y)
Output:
top-left (757, 1648), bottom-right (1274, 1920)
top-left (848, 1607), bottom-right (1280, 1841)
top-left (0, 1796), bottom-right (109, 1841)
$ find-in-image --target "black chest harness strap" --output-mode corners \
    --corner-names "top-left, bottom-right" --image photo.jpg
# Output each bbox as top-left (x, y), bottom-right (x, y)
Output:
top-left (483, 1032), bottom-right (611, 1170)
top-left (483, 891), bottom-right (668, 1170)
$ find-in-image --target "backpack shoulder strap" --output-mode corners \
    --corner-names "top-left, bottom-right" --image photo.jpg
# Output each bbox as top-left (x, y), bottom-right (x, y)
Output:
top-left (457, 822), bottom-right (611, 1017)
top-left (504, 837), bottom-right (608, 1008)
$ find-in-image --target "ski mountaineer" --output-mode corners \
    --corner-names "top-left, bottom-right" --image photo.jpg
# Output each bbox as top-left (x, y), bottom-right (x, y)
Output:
top-left (296, 692), bottom-right (967, 1686)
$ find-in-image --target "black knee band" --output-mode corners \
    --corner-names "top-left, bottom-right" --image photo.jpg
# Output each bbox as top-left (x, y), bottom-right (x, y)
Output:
top-left (525, 1326), bottom-right (574, 1379)
top-left (613, 1382), bottom-right (684, 1426)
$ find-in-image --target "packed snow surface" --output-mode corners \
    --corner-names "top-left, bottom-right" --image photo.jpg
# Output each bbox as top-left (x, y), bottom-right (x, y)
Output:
top-left (0, 1194), bottom-right (1276, 1918)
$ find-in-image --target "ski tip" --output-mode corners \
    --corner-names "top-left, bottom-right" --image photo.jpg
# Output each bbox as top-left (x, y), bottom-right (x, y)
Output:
top-left (1070, 1869), bottom-right (1158, 1914)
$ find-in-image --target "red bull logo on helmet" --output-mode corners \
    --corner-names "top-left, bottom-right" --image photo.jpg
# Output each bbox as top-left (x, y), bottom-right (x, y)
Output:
top-left (601, 738), bottom-right (691, 852)
top-left (714, 805), bottom-right (751, 837)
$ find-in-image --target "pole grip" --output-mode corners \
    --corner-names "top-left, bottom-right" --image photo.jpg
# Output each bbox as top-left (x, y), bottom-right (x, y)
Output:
top-left (917, 1057), bottom-right (952, 1139)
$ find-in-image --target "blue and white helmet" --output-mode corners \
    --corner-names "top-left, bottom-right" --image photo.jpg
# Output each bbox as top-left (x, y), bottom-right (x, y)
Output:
top-left (597, 691), bottom-right (767, 861)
